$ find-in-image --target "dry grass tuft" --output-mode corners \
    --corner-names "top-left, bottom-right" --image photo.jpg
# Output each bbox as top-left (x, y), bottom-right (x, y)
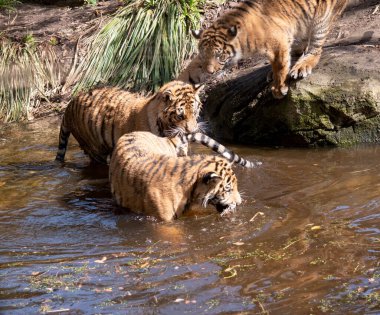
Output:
top-left (0, 39), bottom-right (61, 122)
top-left (70, 0), bottom-right (204, 94)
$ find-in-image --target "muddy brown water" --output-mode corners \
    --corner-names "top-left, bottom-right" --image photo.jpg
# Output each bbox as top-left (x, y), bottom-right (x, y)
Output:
top-left (0, 117), bottom-right (379, 314)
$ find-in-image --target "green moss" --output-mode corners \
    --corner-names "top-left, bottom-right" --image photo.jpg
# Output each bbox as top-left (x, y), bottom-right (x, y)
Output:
top-left (279, 85), bottom-right (380, 146)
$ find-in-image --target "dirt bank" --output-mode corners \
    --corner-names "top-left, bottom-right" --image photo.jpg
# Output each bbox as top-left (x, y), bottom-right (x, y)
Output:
top-left (1, 0), bottom-right (379, 121)
top-left (0, 0), bottom-right (122, 119)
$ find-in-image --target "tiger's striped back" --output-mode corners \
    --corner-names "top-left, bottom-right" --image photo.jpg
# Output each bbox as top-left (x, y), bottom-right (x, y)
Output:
top-left (191, 0), bottom-right (347, 98)
top-left (55, 81), bottom-right (203, 163)
top-left (109, 131), bottom-right (242, 221)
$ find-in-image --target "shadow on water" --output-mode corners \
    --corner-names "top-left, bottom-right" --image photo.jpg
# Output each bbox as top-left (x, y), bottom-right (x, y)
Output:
top-left (0, 117), bottom-right (379, 314)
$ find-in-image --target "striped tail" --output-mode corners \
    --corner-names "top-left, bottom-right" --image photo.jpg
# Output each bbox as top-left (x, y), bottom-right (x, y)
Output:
top-left (185, 133), bottom-right (262, 168)
top-left (55, 116), bottom-right (70, 162)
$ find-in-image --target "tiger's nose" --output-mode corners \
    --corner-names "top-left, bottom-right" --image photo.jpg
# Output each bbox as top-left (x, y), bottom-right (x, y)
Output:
top-left (206, 65), bottom-right (215, 74)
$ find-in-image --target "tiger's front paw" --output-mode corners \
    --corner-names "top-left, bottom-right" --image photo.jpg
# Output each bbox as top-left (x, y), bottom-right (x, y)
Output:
top-left (289, 61), bottom-right (313, 79)
top-left (271, 83), bottom-right (289, 99)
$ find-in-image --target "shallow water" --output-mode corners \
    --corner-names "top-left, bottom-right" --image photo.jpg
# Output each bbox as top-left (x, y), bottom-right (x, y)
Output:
top-left (0, 117), bottom-right (379, 314)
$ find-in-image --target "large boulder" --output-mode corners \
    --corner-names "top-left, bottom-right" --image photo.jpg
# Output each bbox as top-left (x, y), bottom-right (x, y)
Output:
top-left (203, 2), bottom-right (380, 147)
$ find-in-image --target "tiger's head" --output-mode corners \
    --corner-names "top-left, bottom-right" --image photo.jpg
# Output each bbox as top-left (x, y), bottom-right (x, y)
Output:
top-left (192, 21), bottom-right (242, 75)
top-left (177, 55), bottom-right (209, 85)
top-left (157, 81), bottom-right (203, 137)
top-left (194, 157), bottom-right (242, 215)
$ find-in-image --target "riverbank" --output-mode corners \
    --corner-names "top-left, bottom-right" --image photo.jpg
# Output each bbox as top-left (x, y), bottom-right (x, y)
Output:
top-left (1, 1), bottom-right (379, 148)
top-left (0, 0), bottom-right (122, 121)
top-left (203, 0), bottom-right (380, 147)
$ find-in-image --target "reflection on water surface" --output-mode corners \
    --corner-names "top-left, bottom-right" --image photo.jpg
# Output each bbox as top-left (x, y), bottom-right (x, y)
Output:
top-left (0, 117), bottom-right (379, 314)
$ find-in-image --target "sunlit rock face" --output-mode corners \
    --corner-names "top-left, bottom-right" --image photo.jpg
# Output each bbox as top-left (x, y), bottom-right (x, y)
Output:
top-left (203, 1), bottom-right (380, 147)
top-left (204, 44), bottom-right (380, 147)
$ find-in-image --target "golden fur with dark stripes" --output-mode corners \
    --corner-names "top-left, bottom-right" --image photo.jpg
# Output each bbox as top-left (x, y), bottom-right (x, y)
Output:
top-left (56, 81), bottom-right (202, 163)
top-left (191, 0), bottom-right (347, 98)
top-left (109, 131), bottom-right (242, 221)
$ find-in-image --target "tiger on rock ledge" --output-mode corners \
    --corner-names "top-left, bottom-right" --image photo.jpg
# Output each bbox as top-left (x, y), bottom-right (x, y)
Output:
top-left (191, 0), bottom-right (348, 98)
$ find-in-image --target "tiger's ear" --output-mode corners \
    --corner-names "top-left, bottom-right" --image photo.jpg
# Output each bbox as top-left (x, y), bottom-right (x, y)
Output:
top-left (202, 172), bottom-right (222, 185)
top-left (194, 83), bottom-right (205, 94)
top-left (191, 29), bottom-right (203, 39)
top-left (227, 25), bottom-right (238, 38)
top-left (163, 90), bottom-right (174, 103)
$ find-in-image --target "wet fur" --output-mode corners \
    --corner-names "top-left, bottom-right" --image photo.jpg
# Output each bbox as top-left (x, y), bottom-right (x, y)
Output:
top-left (109, 131), bottom-right (242, 222)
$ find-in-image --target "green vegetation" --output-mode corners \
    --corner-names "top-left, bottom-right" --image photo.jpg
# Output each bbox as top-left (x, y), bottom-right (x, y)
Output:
top-left (1, 0), bottom-right (222, 122)
top-left (0, 39), bottom-right (61, 122)
top-left (71, 0), bottom-right (205, 94)
top-left (84, 0), bottom-right (97, 5)
top-left (29, 263), bottom-right (92, 292)
top-left (22, 34), bottom-right (36, 46)
top-left (0, 0), bottom-right (19, 11)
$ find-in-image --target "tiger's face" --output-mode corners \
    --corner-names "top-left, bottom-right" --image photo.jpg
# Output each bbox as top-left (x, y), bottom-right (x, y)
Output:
top-left (192, 24), bottom-right (240, 75)
top-left (158, 81), bottom-right (203, 137)
top-left (195, 158), bottom-right (242, 215)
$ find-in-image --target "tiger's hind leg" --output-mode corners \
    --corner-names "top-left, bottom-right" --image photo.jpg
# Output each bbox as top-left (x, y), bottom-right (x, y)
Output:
top-left (289, 3), bottom-right (335, 79)
top-left (55, 118), bottom-right (70, 162)
top-left (289, 48), bottom-right (323, 79)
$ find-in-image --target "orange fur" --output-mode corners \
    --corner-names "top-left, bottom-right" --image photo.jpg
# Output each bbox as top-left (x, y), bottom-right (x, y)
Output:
top-left (109, 131), bottom-right (242, 221)
top-left (192, 0), bottom-right (347, 98)
top-left (177, 55), bottom-right (209, 85)
top-left (56, 81), bottom-right (202, 163)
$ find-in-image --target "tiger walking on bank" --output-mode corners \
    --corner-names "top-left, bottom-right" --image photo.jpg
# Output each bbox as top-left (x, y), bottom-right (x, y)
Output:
top-left (191, 0), bottom-right (348, 98)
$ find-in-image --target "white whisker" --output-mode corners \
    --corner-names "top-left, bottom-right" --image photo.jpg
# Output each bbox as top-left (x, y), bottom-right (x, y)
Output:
top-left (198, 121), bottom-right (210, 133)
top-left (164, 126), bottom-right (186, 138)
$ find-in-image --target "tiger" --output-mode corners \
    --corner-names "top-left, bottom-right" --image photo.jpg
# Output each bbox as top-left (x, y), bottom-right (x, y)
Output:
top-left (55, 81), bottom-right (203, 163)
top-left (177, 55), bottom-right (208, 85)
top-left (178, 132), bottom-right (261, 168)
top-left (109, 131), bottom-right (242, 221)
top-left (191, 0), bottom-right (348, 99)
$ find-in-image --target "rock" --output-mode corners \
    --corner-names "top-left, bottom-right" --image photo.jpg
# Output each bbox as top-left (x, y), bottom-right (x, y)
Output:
top-left (203, 43), bottom-right (380, 147)
top-left (203, 1), bottom-right (380, 147)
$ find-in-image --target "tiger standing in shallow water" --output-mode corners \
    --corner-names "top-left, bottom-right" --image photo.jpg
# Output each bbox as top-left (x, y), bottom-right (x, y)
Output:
top-left (109, 131), bottom-right (242, 221)
top-left (191, 0), bottom-right (347, 98)
top-left (56, 81), bottom-right (202, 163)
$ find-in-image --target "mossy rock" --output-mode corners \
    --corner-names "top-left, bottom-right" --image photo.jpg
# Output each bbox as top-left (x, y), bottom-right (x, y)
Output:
top-left (204, 45), bottom-right (380, 147)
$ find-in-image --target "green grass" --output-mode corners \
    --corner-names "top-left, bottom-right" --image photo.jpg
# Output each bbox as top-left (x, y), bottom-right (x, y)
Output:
top-left (0, 39), bottom-right (61, 122)
top-left (0, 0), bottom-right (19, 11)
top-left (0, 0), bottom-right (224, 122)
top-left (70, 0), bottom-right (205, 94)
top-left (84, 0), bottom-right (97, 5)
